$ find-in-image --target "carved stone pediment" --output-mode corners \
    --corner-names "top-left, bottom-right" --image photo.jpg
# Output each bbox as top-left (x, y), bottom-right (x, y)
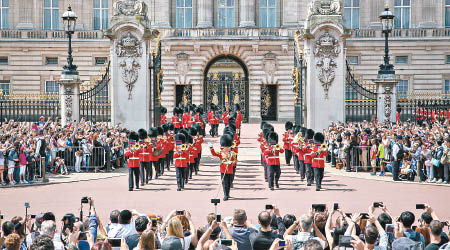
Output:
top-left (308, 0), bottom-right (341, 18)
top-left (113, 0), bottom-right (147, 17)
top-left (116, 32), bottom-right (143, 58)
top-left (263, 52), bottom-right (277, 76)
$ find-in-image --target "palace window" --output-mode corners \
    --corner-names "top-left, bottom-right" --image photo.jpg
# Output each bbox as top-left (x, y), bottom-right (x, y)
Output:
top-left (45, 81), bottom-right (59, 93)
top-left (344, 0), bottom-right (360, 29)
top-left (44, 0), bottom-right (59, 30)
top-left (347, 56), bottom-right (359, 65)
top-left (45, 57), bottom-right (58, 65)
top-left (0, 56), bottom-right (7, 65)
top-left (446, 55), bottom-right (450, 64)
top-left (176, 0), bottom-right (193, 28)
top-left (445, 80), bottom-right (450, 94)
top-left (218, 0), bottom-right (235, 28)
top-left (394, 0), bottom-right (410, 29)
top-left (395, 56), bottom-right (408, 64)
top-left (0, 81), bottom-right (9, 95)
top-left (447, 0), bottom-right (450, 28)
top-left (397, 80), bottom-right (409, 100)
top-left (0, 0), bottom-right (9, 29)
top-left (260, 0), bottom-right (276, 28)
top-left (93, 0), bottom-right (108, 30)
top-left (95, 57), bottom-right (107, 65)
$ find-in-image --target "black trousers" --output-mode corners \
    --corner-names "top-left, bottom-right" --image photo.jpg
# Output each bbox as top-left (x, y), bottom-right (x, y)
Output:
top-left (184, 167), bottom-right (190, 183)
top-left (268, 165), bottom-right (281, 188)
top-left (285, 149), bottom-right (292, 165)
top-left (194, 157), bottom-right (200, 173)
top-left (169, 150), bottom-right (174, 165)
top-left (210, 124), bottom-right (219, 137)
top-left (27, 164), bottom-right (35, 181)
top-left (221, 173), bottom-right (232, 198)
top-left (188, 162), bottom-right (195, 179)
top-left (151, 160), bottom-right (159, 178)
top-left (129, 167), bottom-right (140, 190)
top-left (392, 160), bottom-right (400, 181)
top-left (306, 163), bottom-right (314, 185)
top-left (176, 167), bottom-right (185, 189)
top-left (140, 161), bottom-right (151, 184)
top-left (313, 167), bottom-right (324, 189)
top-left (231, 165), bottom-right (237, 184)
top-left (165, 154), bottom-right (170, 171)
top-left (299, 160), bottom-right (306, 180)
top-left (293, 155), bottom-right (299, 173)
top-left (158, 158), bottom-right (165, 175)
top-left (263, 161), bottom-right (268, 182)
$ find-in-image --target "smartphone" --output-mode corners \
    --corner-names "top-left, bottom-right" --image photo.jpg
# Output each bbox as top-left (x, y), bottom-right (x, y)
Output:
top-left (31, 214), bottom-right (36, 219)
top-left (0, 214), bottom-right (3, 219)
top-left (152, 219), bottom-right (157, 228)
top-left (345, 213), bottom-right (352, 218)
top-left (211, 198), bottom-right (220, 204)
top-left (109, 238), bottom-right (121, 247)
top-left (339, 235), bottom-right (352, 247)
top-left (279, 240), bottom-right (286, 247)
top-left (385, 224), bottom-right (394, 233)
top-left (266, 204), bottom-right (273, 210)
top-left (216, 214), bottom-right (221, 223)
top-left (81, 197), bottom-right (89, 204)
top-left (220, 239), bottom-right (233, 246)
top-left (24, 202), bottom-right (30, 208)
top-left (312, 204), bottom-right (326, 212)
top-left (416, 204), bottom-right (425, 209)
top-left (176, 210), bottom-right (185, 216)
top-left (333, 203), bottom-right (339, 211)
top-left (373, 202), bottom-right (383, 208)
top-left (360, 213), bottom-right (369, 219)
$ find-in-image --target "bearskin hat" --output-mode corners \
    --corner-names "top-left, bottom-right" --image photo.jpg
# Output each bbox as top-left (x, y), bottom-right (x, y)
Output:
top-left (192, 123), bottom-right (201, 132)
top-left (293, 125), bottom-right (300, 134)
top-left (223, 126), bottom-right (235, 137)
top-left (168, 122), bottom-right (174, 131)
top-left (228, 122), bottom-right (236, 132)
top-left (306, 129), bottom-right (315, 140)
top-left (179, 128), bottom-right (189, 137)
top-left (230, 112), bottom-right (237, 119)
top-left (260, 121), bottom-right (267, 130)
top-left (210, 104), bottom-right (216, 111)
top-left (263, 123), bottom-right (274, 132)
top-left (183, 106), bottom-right (189, 113)
top-left (234, 104), bottom-right (241, 111)
top-left (175, 133), bottom-right (186, 144)
top-left (285, 121), bottom-right (293, 131)
top-left (156, 126), bottom-right (164, 136)
top-left (220, 134), bottom-right (234, 147)
top-left (300, 127), bottom-right (307, 138)
top-left (162, 123), bottom-right (169, 133)
top-left (263, 128), bottom-right (271, 141)
top-left (268, 132), bottom-right (278, 144)
top-left (161, 106), bottom-right (167, 114)
top-left (189, 127), bottom-right (198, 137)
top-left (173, 107), bottom-right (180, 115)
top-left (313, 132), bottom-right (325, 145)
top-left (148, 127), bottom-right (158, 138)
top-left (138, 128), bottom-right (147, 140)
top-left (129, 131), bottom-right (139, 142)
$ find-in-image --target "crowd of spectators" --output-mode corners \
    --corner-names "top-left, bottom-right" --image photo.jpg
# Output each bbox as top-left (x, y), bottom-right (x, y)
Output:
top-left (324, 121), bottom-right (450, 184)
top-left (0, 199), bottom-right (448, 250)
top-left (0, 116), bottom-right (129, 186)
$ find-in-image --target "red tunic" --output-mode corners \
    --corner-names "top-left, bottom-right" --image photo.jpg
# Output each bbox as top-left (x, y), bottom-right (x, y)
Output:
top-left (312, 148), bottom-right (328, 168)
top-left (182, 113), bottom-right (191, 128)
top-left (263, 146), bottom-right (284, 165)
top-left (208, 111), bottom-right (219, 125)
top-left (148, 141), bottom-right (161, 162)
top-left (172, 115), bottom-right (182, 129)
top-left (282, 132), bottom-right (293, 150)
top-left (161, 114), bottom-right (167, 124)
top-left (210, 148), bottom-right (237, 174)
top-left (222, 112), bottom-right (229, 125)
top-left (303, 144), bottom-right (313, 164)
top-left (236, 111), bottom-right (242, 129)
top-left (138, 142), bottom-right (152, 162)
top-left (174, 148), bottom-right (188, 167)
top-left (125, 148), bottom-right (140, 168)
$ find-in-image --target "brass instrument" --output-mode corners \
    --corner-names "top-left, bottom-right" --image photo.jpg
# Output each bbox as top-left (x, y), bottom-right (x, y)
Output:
top-left (274, 144), bottom-right (281, 150)
top-left (180, 144), bottom-right (188, 151)
top-left (293, 132), bottom-right (304, 145)
top-left (231, 141), bottom-right (237, 149)
top-left (319, 143), bottom-right (328, 151)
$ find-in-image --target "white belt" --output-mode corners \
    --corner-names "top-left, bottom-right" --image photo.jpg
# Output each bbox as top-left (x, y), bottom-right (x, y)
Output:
top-left (129, 157), bottom-right (139, 160)
top-left (141, 153), bottom-right (150, 155)
top-left (222, 161), bottom-right (233, 165)
top-left (267, 156), bottom-right (280, 159)
top-left (305, 153), bottom-right (313, 156)
top-left (175, 158), bottom-right (186, 160)
top-left (313, 158), bottom-right (325, 161)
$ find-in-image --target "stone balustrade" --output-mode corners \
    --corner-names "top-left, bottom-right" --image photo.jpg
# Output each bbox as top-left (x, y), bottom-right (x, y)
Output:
top-left (349, 28), bottom-right (450, 39)
top-left (0, 30), bottom-right (106, 40)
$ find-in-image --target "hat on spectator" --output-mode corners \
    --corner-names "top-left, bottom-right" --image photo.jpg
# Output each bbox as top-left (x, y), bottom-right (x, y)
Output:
top-left (35, 213), bottom-right (45, 228)
top-left (392, 237), bottom-right (420, 250)
top-left (162, 236), bottom-right (183, 250)
top-left (396, 135), bottom-right (403, 140)
top-left (40, 116), bottom-right (45, 120)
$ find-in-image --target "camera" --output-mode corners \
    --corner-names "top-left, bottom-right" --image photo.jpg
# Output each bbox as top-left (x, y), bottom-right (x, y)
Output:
top-left (24, 202), bottom-right (30, 208)
top-left (416, 204), bottom-right (425, 209)
top-left (0, 214), bottom-right (4, 220)
top-left (373, 202), bottom-right (383, 208)
top-left (339, 235), bottom-right (352, 247)
top-left (31, 215), bottom-right (36, 219)
top-left (152, 219), bottom-right (158, 228)
top-left (333, 203), bottom-right (339, 211)
top-left (265, 204), bottom-right (273, 210)
top-left (385, 224), bottom-right (394, 233)
top-left (216, 214), bottom-right (221, 223)
top-left (312, 204), bottom-right (326, 212)
top-left (62, 213), bottom-right (76, 233)
top-left (360, 213), bottom-right (370, 220)
top-left (109, 238), bottom-right (122, 247)
top-left (278, 240), bottom-right (286, 247)
top-left (220, 239), bottom-right (233, 246)
top-left (345, 213), bottom-right (352, 218)
top-left (211, 198), bottom-right (220, 205)
top-left (81, 197), bottom-right (89, 204)
top-left (176, 210), bottom-right (185, 216)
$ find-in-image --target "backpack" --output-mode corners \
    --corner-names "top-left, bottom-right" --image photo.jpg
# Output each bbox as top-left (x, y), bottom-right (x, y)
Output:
top-left (39, 138), bottom-right (47, 157)
top-left (396, 144), bottom-right (405, 160)
top-left (405, 231), bottom-right (424, 250)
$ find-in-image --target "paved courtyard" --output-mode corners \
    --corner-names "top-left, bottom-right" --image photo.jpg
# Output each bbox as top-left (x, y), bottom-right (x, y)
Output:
top-left (1, 124), bottom-right (449, 225)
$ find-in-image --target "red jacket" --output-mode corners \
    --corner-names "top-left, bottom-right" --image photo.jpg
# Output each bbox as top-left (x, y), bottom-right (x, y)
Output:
top-left (138, 142), bottom-right (152, 162)
top-left (264, 146), bottom-right (284, 165)
top-left (236, 111), bottom-right (242, 129)
top-left (172, 115), bottom-right (182, 129)
top-left (161, 114), bottom-right (167, 124)
top-left (210, 148), bottom-right (237, 174)
top-left (283, 131), bottom-right (293, 150)
top-left (194, 114), bottom-right (205, 129)
top-left (312, 148), bottom-right (328, 168)
top-left (125, 148), bottom-right (140, 168)
top-left (208, 111), bottom-right (219, 125)
top-left (303, 144), bottom-right (313, 164)
top-left (174, 148), bottom-right (188, 167)
top-left (148, 140), bottom-right (161, 162)
top-left (182, 113), bottom-right (191, 128)
top-left (222, 112), bottom-right (229, 125)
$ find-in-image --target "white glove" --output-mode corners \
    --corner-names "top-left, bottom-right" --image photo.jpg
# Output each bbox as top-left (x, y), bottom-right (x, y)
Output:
top-left (208, 142), bottom-right (213, 148)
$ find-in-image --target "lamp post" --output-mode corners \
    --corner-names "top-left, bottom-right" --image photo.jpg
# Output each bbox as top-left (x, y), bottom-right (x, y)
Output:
top-left (62, 4), bottom-right (78, 77)
top-left (378, 4), bottom-right (395, 77)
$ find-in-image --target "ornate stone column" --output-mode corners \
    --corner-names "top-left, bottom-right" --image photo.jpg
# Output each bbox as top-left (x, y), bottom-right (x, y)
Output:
top-left (239, 0), bottom-right (256, 27)
top-left (59, 78), bottom-right (81, 127)
top-left (197, 0), bottom-right (213, 28)
top-left (374, 78), bottom-right (398, 123)
top-left (303, 0), bottom-right (348, 131)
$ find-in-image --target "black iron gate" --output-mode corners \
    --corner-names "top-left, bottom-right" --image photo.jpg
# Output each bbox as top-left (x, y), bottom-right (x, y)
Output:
top-left (261, 85), bottom-right (277, 121)
top-left (152, 34), bottom-right (163, 126)
top-left (204, 72), bottom-right (248, 122)
top-left (176, 85), bottom-right (192, 107)
top-left (79, 60), bottom-right (111, 122)
top-left (345, 61), bottom-right (377, 122)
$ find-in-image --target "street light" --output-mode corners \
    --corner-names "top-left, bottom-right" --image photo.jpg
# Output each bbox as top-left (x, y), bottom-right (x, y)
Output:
top-left (62, 4), bottom-right (78, 76)
top-left (378, 4), bottom-right (395, 77)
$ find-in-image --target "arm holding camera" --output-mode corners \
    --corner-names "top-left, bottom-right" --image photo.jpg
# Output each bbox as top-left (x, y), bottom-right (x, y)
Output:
top-left (196, 220), bottom-right (219, 250)
top-left (220, 221), bottom-right (232, 239)
top-left (269, 238), bottom-right (293, 250)
top-left (424, 204), bottom-right (439, 220)
top-left (88, 197), bottom-right (98, 243)
top-left (313, 214), bottom-right (328, 248)
top-left (185, 210), bottom-right (198, 247)
top-left (283, 220), bottom-right (300, 238)
top-left (325, 210), bottom-right (335, 248)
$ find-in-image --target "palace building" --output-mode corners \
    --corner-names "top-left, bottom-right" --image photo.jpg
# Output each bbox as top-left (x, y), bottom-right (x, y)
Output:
top-left (0, 0), bottom-right (450, 122)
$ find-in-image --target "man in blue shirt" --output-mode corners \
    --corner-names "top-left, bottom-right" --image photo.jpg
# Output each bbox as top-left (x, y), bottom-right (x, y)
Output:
top-left (227, 209), bottom-right (257, 250)
top-left (400, 211), bottom-right (425, 247)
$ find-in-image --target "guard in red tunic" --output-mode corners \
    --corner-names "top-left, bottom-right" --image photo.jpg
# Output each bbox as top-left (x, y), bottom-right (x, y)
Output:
top-left (264, 132), bottom-right (284, 190)
top-left (234, 104), bottom-right (243, 134)
top-left (182, 106), bottom-right (192, 128)
top-left (174, 133), bottom-right (188, 191)
top-left (303, 129), bottom-right (315, 186)
top-left (209, 134), bottom-right (237, 201)
top-left (162, 124), bottom-right (171, 171)
top-left (283, 121), bottom-right (294, 166)
top-left (156, 127), bottom-right (166, 175)
top-left (222, 110), bottom-right (230, 126)
top-left (312, 132), bottom-right (328, 191)
top-left (137, 129), bottom-right (151, 185)
top-left (125, 131), bottom-right (140, 191)
top-left (172, 107), bottom-right (182, 133)
top-left (161, 106), bottom-right (168, 124)
top-left (194, 107), bottom-right (205, 136)
top-left (208, 104), bottom-right (220, 137)
top-left (148, 127), bottom-right (162, 179)
top-left (168, 123), bottom-right (175, 165)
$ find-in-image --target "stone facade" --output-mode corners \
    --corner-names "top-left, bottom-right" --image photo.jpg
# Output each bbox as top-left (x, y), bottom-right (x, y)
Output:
top-left (0, 0), bottom-right (449, 122)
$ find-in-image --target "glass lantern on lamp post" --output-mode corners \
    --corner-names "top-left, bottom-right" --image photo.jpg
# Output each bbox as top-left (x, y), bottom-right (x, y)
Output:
top-left (378, 4), bottom-right (395, 77)
top-left (62, 4), bottom-right (78, 77)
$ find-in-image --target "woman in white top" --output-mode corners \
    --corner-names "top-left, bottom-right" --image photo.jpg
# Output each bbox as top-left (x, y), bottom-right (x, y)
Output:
top-left (161, 210), bottom-right (198, 250)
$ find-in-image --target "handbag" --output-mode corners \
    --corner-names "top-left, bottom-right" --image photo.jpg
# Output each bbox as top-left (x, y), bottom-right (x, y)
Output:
top-left (430, 158), bottom-right (440, 167)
